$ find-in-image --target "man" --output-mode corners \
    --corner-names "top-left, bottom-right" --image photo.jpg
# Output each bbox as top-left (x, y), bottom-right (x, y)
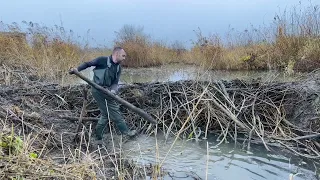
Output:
top-left (69, 47), bottom-right (136, 146)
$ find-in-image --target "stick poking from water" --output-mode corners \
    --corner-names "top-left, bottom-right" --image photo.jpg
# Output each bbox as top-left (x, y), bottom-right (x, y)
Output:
top-left (206, 141), bottom-right (209, 180)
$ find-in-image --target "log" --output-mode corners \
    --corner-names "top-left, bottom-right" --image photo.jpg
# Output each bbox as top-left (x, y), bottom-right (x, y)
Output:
top-left (70, 69), bottom-right (157, 124)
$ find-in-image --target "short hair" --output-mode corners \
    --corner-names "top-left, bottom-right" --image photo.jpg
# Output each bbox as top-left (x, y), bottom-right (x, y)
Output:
top-left (113, 47), bottom-right (124, 54)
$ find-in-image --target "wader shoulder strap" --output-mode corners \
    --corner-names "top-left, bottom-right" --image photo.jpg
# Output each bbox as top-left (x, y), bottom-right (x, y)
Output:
top-left (107, 56), bottom-right (111, 68)
top-left (107, 56), bottom-right (120, 75)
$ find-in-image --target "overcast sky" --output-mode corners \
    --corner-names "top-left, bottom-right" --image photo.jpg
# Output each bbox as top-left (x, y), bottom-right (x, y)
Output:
top-left (0, 0), bottom-right (318, 47)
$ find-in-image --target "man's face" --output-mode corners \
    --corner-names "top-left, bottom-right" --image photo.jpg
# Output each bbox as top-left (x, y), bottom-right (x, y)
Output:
top-left (116, 49), bottom-right (126, 63)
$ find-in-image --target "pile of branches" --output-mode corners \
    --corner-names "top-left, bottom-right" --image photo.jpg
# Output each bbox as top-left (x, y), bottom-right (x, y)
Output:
top-left (0, 65), bottom-right (320, 161)
top-left (0, 66), bottom-right (155, 179)
top-left (117, 79), bottom-right (320, 159)
top-left (13, 78), bottom-right (316, 160)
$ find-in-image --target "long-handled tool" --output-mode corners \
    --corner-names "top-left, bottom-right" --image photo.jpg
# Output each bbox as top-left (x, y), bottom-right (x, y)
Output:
top-left (70, 69), bottom-right (157, 124)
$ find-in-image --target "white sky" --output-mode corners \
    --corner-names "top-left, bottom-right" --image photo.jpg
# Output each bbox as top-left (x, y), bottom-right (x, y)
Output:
top-left (0, 0), bottom-right (318, 47)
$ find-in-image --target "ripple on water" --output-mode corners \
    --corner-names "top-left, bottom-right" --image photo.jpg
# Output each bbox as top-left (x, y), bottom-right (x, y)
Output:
top-left (122, 134), bottom-right (317, 180)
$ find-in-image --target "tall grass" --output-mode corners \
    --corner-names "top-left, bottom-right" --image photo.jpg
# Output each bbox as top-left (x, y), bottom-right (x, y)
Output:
top-left (0, 21), bottom-right (106, 83)
top-left (192, 3), bottom-right (320, 71)
top-left (112, 4), bottom-right (320, 72)
top-left (114, 25), bottom-right (183, 67)
top-left (0, 3), bottom-right (319, 83)
top-left (273, 4), bottom-right (320, 71)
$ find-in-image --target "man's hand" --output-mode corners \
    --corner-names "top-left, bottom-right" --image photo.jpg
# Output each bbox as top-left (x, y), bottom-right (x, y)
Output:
top-left (68, 68), bottom-right (77, 75)
top-left (110, 89), bottom-right (117, 95)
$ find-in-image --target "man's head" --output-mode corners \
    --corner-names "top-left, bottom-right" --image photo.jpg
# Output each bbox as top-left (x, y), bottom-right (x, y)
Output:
top-left (112, 47), bottom-right (126, 63)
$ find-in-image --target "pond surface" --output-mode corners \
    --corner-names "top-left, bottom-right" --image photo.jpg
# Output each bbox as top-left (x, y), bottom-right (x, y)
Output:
top-left (122, 134), bottom-right (317, 180)
top-left (73, 64), bottom-right (305, 85)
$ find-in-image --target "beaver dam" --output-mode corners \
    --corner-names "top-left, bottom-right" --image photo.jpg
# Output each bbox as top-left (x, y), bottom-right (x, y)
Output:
top-left (0, 66), bottom-right (320, 179)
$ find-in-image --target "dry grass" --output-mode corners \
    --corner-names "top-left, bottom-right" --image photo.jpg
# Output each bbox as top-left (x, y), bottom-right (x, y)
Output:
top-left (114, 4), bottom-right (320, 72)
top-left (114, 25), bottom-right (183, 67)
top-left (0, 118), bottom-right (97, 179)
top-left (0, 21), bottom-right (107, 83)
top-left (0, 3), bottom-right (319, 84)
top-left (192, 3), bottom-right (320, 72)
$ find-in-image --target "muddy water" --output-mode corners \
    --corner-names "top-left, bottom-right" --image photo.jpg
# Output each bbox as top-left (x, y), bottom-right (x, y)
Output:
top-left (73, 64), bottom-right (315, 179)
top-left (122, 134), bottom-right (317, 180)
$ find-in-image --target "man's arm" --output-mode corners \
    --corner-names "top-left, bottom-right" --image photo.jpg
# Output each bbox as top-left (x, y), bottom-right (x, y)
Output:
top-left (77, 57), bottom-right (104, 71)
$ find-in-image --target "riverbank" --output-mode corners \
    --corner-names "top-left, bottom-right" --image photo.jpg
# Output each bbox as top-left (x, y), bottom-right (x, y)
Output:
top-left (0, 64), bottom-right (319, 179)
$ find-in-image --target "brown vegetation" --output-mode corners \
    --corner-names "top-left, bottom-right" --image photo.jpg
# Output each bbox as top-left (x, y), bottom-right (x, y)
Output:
top-left (0, 4), bottom-right (319, 82)
top-left (0, 21), bottom-right (107, 83)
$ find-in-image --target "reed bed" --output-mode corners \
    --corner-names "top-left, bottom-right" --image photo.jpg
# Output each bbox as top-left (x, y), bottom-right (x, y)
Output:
top-left (0, 3), bottom-right (320, 82)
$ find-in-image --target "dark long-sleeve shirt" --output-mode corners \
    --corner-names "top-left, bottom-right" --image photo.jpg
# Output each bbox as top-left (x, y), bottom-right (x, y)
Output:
top-left (77, 56), bottom-right (121, 91)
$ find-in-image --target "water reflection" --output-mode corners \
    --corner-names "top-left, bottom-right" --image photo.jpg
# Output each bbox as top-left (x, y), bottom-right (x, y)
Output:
top-left (122, 134), bottom-right (317, 180)
top-left (100, 64), bottom-right (304, 84)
